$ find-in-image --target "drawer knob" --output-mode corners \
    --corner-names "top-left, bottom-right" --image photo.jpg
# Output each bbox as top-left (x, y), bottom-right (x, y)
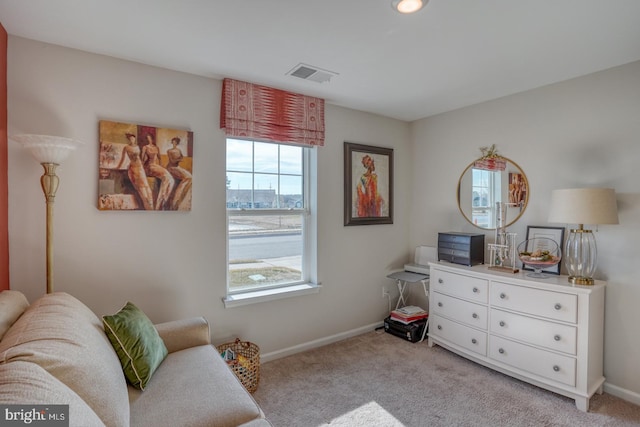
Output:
top-left (472, 313), bottom-right (478, 319)
top-left (499, 293), bottom-right (506, 299)
top-left (471, 338), bottom-right (477, 344)
top-left (499, 321), bottom-right (506, 327)
top-left (554, 335), bottom-right (561, 341)
top-left (438, 302), bottom-right (443, 307)
top-left (437, 325), bottom-right (442, 330)
top-left (554, 303), bottom-right (562, 310)
top-left (553, 365), bottom-right (560, 372)
top-left (473, 287), bottom-right (479, 293)
top-left (498, 348), bottom-right (505, 354)
top-left (438, 278), bottom-right (444, 284)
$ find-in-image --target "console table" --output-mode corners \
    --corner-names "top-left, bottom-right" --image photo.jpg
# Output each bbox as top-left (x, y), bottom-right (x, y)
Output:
top-left (428, 261), bottom-right (605, 411)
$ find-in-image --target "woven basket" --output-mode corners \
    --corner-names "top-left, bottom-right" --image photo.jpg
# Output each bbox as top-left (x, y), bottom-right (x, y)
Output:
top-left (218, 338), bottom-right (260, 393)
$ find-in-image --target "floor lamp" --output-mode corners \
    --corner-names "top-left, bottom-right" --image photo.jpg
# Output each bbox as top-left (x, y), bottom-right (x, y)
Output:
top-left (12, 134), bottom-right (83, 294)
top-left (547, 188), bottom-right (619, 285)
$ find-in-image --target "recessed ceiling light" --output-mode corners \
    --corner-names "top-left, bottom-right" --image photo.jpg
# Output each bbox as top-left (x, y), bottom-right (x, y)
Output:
top-left (391, 0), bottom-right (428, 14)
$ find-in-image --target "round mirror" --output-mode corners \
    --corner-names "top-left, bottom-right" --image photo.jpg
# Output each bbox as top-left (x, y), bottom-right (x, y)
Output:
top-left (457, 157), bottom-right (529, 229)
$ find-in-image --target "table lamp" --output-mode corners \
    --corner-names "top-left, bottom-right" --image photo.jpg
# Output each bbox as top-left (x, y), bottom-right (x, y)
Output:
top-left (547, 188), bottom-right (618, 285)
top-left (12, 134), bottom-right (83, 294)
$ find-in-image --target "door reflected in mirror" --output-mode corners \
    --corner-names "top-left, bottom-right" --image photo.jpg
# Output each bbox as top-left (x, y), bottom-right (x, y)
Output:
top-left (457, 157), bottom-right (528, 229)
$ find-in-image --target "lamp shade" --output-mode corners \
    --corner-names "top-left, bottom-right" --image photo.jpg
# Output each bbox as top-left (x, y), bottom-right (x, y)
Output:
top-left (547, 188), bottom-right (619, 225)
top-left (11, 134), bottom-right (84, 165)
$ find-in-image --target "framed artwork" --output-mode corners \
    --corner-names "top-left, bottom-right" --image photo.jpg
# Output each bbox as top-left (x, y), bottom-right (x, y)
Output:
top-left (344, 142), bottom-right (393, 226)
top-left (508, 172), bottom-right (527, 207)
top-left (524, 225), bottom-right (565, 274)
top-left (98, 120), bottom-right (193, 211)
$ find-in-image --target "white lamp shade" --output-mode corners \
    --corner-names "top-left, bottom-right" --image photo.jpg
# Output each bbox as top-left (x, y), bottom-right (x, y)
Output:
top-left (547, 188), bottom-right (619, 225)
top-left (11, 134), bottom-right (83, 165)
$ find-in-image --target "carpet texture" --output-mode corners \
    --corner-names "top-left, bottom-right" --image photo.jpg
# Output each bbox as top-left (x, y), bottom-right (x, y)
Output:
top-left (253, 330), bottom-right (640, 427)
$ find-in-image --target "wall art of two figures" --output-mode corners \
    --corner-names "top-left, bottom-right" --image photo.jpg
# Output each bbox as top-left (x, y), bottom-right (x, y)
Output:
top-left (98, 120), bottom-right (193, 211)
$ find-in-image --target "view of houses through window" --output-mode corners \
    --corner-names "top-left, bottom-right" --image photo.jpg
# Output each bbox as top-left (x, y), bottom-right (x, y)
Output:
top-left (226, 138), bottom-right (308, 293)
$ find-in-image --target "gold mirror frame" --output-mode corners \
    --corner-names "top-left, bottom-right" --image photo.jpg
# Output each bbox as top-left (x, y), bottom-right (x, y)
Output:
top-left (457, 157), bottom-right (529, 230)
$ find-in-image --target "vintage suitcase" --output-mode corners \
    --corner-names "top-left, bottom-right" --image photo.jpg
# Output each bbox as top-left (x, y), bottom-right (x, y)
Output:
top-left (383, 316), bottom-right (428, 343)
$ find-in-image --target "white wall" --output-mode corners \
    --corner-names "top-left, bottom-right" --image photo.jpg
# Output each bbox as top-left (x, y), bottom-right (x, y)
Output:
top-left (409, 60), bottom-right (640, 401)
top-left (7, 36), bottom-right (411, 355)
top-left (9, 34), bottom-right (640, 404)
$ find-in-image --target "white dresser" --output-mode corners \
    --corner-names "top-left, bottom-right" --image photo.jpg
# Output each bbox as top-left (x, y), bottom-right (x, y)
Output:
top-left (428, 261), bottom-right (605, 411)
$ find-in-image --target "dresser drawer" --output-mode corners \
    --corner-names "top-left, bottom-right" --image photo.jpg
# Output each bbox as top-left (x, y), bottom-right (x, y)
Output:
top-left (489, 336), bottom-right (576, 387)
top-left (490, 281), bottom-right (577, 323)
top-left (432, 292), bottom-right (488, 330)
top-left (490, 309), bottom-right (577, 355)
top-left (437, 253), bottom-right (475, 266)
top-left (431, 314), bottom-right (487, 356)
top-left (438, 241), bottom-right (474, 251)
top-left (431, 269), bottom-right (488, 303)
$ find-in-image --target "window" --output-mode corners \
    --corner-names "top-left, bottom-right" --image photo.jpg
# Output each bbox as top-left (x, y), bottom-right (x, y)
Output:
top-left (471, 168), bottom-right (501, 228)
top-left (225, 138), bottom-right (316, 303)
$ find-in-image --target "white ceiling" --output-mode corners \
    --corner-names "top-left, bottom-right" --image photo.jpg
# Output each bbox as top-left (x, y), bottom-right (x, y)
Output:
top-left (1, 0), bottom-right (640, 122)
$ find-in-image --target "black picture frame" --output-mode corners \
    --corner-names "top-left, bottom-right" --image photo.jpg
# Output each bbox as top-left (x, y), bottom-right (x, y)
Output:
top-left (523, 225), bottom-right (565, 275)
top-left (344, 142), bottom-right (393, 226)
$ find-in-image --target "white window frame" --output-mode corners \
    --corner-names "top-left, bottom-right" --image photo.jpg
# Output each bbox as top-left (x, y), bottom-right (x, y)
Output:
top-left (223, 139), bottom-right (319, 308)
top-left (472, 169), bottom-right (503, 228)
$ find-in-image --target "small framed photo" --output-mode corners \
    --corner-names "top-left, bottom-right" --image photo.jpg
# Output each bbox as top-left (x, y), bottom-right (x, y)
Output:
top-left (524, 225), bottom-right (565, 275)
top-left (344, 142), bottom-right (393, 226)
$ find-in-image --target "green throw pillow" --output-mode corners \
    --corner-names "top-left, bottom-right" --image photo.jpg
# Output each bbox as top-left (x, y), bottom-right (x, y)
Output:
top-left (102, 302), bottom-right (168, 390)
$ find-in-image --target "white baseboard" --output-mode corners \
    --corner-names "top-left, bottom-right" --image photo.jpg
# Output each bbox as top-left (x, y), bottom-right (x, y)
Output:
top-left (603, 382), bottom-right (640, 406)
top-left (260, 321), bottom-right (383, 363)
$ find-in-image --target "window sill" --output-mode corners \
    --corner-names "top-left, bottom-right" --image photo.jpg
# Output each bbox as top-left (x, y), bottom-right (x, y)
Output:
top-left (222, 283), bottom-right (321, 308)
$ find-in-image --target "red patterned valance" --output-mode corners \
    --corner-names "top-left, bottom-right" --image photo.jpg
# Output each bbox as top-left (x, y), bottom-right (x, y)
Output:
top-left (474, 157), bottom-right (506, 171)
top-left (220, 78), bottom-right (324, 146)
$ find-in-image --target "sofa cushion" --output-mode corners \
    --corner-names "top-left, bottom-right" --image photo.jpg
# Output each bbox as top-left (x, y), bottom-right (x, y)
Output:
top-left (102, 301), bottom-right (168, 390)
top-left (0, 290), bottom-right (29, 340)
top-left (0, 361), bottom-right (105, 427)
top-left (129, 345), bottom-right (263, 427)
top-left (0, 292), bottom-right (130, 427)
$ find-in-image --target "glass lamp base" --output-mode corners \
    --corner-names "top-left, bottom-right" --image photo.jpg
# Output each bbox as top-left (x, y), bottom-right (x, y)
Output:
top-left (565, 229), bottom-right (597, 286)
top-left (569, 276), bottom-right (595, 285)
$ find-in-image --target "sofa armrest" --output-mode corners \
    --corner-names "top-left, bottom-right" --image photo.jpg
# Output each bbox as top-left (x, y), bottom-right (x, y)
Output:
top-left (239, 419), bottom-right (274, 427)
top-left (155, 317), bottom-right (211, 353)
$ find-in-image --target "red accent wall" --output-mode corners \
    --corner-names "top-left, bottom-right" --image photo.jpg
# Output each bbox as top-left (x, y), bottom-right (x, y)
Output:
top-left (0, 23), bottom-right (9, 291)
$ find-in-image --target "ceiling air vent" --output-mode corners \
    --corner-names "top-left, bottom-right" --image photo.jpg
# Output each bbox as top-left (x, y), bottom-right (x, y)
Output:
top-left (287, 63), bottom-right (338, 83)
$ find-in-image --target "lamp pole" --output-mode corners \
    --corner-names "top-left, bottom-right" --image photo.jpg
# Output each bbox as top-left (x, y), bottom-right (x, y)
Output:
top-left (11, 134), bottom-right (84, 295)
top-left (40, 162), bottom-right (60, 294)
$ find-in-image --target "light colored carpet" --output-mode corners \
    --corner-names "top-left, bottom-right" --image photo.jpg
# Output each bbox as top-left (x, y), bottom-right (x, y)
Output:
top-left (253, 330), bottom-right (640, 427)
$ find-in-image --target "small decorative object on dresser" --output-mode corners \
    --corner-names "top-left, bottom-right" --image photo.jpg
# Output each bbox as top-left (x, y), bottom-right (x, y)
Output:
top-left (522, 225), bottom-right (565, 275)
top-left (428, 261), bottom-right (605, 411)
top-left (487, 202), bottom-right (519, 274)
top-left (517, 237), bottom-right (562, 279)
top-left (437, 232), bottom-right (484, 266)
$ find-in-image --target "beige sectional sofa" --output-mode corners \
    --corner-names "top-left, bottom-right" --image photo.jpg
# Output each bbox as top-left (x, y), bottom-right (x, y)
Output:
top-left (0, 290), bottom-right (272, 427)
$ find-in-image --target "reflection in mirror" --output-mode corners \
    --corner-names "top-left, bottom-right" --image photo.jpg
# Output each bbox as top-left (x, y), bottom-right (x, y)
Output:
top-left (457, 157), bottom-right (528, 229)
